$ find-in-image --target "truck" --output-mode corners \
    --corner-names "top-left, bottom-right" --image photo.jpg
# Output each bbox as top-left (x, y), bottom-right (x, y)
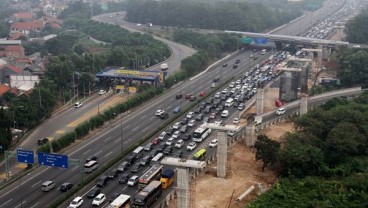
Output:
top-left (160, 169), bottom-right (175, 189)
top-left (160, 63), bottom-right (168, 71)
top-left (107, 194), bottom-right (131, 208)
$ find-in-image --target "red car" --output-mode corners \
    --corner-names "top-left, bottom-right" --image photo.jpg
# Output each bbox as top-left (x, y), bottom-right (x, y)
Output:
top-left (199, 91), bottom-right (205, 97)
top-left (189, 95), bottom-right (196, 101)
top-left (151, 137), bottom-right (160, 145)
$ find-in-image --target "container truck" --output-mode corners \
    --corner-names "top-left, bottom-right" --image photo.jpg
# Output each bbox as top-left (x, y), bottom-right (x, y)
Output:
top-left (160, 169), bottom-right (175, 189)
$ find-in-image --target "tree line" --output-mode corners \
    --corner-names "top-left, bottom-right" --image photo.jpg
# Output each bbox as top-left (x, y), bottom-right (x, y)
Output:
top-left (345, 8), bottom-right (368, 44)
top-left (250, 93), bottom-right (368, 207)
top-left (126, 0), bottom-right (301, 32)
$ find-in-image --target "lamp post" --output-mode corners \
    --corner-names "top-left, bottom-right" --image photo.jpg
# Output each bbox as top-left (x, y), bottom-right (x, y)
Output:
top-left (120, 113), bottom-right (124, 152)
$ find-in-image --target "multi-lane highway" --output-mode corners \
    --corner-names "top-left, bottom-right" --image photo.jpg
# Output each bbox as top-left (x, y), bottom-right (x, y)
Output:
top-left (0, 0), bottom-right (358, 207)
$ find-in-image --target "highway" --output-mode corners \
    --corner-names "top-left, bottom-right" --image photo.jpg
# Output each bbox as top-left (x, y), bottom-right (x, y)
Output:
top-left (0, 0), bottom-right (357, 207)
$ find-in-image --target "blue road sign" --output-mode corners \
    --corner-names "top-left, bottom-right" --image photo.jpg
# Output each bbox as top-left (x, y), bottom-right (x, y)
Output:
top-left (253, 38), bottom-right (269, 44)
top-left (38, 152), bottom-right (68, 168)
top-left (17, 149), bottom-right (35, 164)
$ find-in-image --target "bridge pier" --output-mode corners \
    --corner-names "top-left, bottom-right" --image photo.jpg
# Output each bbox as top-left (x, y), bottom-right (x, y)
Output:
top-left (300, 93), bottom-right (308, 115)
top-left (245, 125), bottom-right (256, 146)
top-left (217, 131), bottom-right (227, 178)
top-left (256, 88), bottom-right (265, 115)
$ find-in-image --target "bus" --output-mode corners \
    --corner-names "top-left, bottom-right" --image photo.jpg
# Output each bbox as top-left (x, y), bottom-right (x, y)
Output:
top-left (192, 127), bottom-right (211, 142)
top-left (150, 153), bottom-right (164, 166)
top-left (107, 194), bottom-right (131, 208)
top-left (193, 148), bottom-right (206, 161)
top-left (84, 160), bottom-right (99, 173)
top-left (132, 180), bottom-right (162, 208)
top-left (138, 164), bottom-right (163, 189)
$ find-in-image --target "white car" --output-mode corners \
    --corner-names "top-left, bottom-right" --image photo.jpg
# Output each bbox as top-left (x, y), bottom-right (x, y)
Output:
top-left (221, 110), bottom-right (229, 118)
top-left (158, 132), bottom-right (166, 140)
top-left (229, 82), bottom-right (235, 88)
top-left (233, 117), bottom-right (240, 124)
top-left (74, 102), bottom-right (83, 108)
top-left (173, 122), bottom-right (181, 130)
top-left (211, 83), bottom-right (217, 88)
top-left (166, 137), bottom-right (175, 146)
top-left (98, 90), bottom-right (107, 95)
top-left (222, 89), bottom-right (228, 94)
top-left (188, 119), bottom-right (196, 127)
top-left (127, 175), bottom-right (139, 186)
top-left (155, 110), bottom-right (164, 116)
top-left (187, 142), bottom-right (197, 151)
top-left (68, 196), bottom-right (83, 208)
top-left (186, 112), bottom-right (194, 119)
top-left (214, 120), bottom-right (222, 125)
top-left (175, 140), bottom-right (184, 148)
top-left (227, 131), bottom-right (236, 137)
top-left (172, 130), bottom-right (181, 139)
top-left (209, 139), bottom-right (218, 147)
top-left (276, 107), bottom-right (286, 115)
top-left (92, 193), bottom-right (106, 206)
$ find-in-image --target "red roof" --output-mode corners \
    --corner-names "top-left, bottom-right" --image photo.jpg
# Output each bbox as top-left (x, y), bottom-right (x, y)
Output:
top-left (9, 32), bottom-right (26, 40)
top-left (11, 21), bottom-right (43, 30)
top-left (5, 45), bottom-right (24, 51)
top-left (4, 64), bottom-right (22, 74)
top-left (14, 12), bottom-right (33, 19)
top-left (15, 57), bottom-right (32, 64)
top-left (0, 84), bottom-right (10, 96)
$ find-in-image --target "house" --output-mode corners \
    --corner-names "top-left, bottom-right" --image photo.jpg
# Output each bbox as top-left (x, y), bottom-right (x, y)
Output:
top-left (10, 21), bottom-right (44, 35)
top-left (4, 45), bottom-right (25, 58)
top-left (13, 12), bottom-right (34, 21)
top-left (0, 64), bottom-right (23, 84)
top-left (0, 84), bottom-right (11, 96)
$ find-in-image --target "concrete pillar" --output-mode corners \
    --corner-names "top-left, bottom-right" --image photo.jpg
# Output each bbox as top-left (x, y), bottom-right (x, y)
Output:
top-left (177, 168), bottom-right (190, 208)
top-left (217, 131), bottom-right (227, 178)
top-left (245, 125), bottom-right (256, 146)
top-left (256, 88), bottom-right (264, 115)
top-left (300, 93), bottom-right (308, 115)
top-left (317, 44), bottom-right (322, 69)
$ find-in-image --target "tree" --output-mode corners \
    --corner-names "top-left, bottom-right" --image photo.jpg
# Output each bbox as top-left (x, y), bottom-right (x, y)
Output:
top-left (254, 135), bottom-right (280, 171)
top-left (0, 107), bottom-right (12, 152)
top-left (0, 21), bottom-right (9, 38)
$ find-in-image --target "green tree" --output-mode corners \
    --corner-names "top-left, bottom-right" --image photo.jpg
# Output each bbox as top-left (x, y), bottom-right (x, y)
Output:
top-left (254, 135), bottom-right (280, 171)
top-left (0, 107), bottom-right (12, 152)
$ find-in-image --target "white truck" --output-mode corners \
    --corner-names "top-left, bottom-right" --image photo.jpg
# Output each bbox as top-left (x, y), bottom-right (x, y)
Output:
top-left (160, 63), bottom-right (168, 71)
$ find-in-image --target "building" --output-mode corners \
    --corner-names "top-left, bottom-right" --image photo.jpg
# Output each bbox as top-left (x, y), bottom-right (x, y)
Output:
top-left (0, 84), bottom-right (11, 96)
top-left (0, 64), bottom-right (23, 84)
top-left (13, 12), bottom-right (34, 21)
top-left (4, 45), bottom-right (25, 58)
top-left (10, 21), bottom-right (44, 35)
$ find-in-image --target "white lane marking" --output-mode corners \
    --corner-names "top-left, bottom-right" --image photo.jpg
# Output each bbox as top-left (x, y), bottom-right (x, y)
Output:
top-left (95, 150), bottom-right (102, 156)
top-left (142, 126), bottom-right (149, 132)
top-left (30, 202), bottom-right (39, 208)
top-left (81, 186), bottom-right (96, 198)
top-left (72, 166), bottom-right (79, 171)
top-left (0, 199), bottom-right (13, 207)
top-left (104, 152), bottom-right (113, 158)
top-left (167, 105), bottom-right (172, 109)
top-left (121, 186), bottom-right (127, 191)
top-left (31, 180), bottom-right (41, 188)
top-left (149, 116), bottom-right (154, 121)
top-left (139, 115), bottom-right (146, 120)
top-left (0, 167), bottom-right (50, 198)
top-left (114, 138), bottom-right (120, 143)
top-left (103, 137), bottom-right (112, 142)
top-left (14, 200), bottom-right (26, 208)
top-left (83, 149), bottom-right (91, 155)
top-left (123, 125), bottom-right (130, 130)
top-left (131, 126), bottom-right (140, 132)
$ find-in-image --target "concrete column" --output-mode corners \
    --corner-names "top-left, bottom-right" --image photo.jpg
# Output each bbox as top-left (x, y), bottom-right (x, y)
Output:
top-left (300, 93), bottom-right (308, 115)
top-left (256, 88), bottom-right (264, 115)
top-left (177, 168), bottom-right (190, 208)
top-left (317, 44), bottom-right (322, 69)
top-left (217, 131), bottom-right (227, 178)
top-left (245, 125), bottom-right (256, 146)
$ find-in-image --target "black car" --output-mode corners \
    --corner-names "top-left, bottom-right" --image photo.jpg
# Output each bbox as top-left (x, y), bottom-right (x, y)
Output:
top-left (221, 94), bottom-right (227, 100)
top-left (119, 173), bottom-right (130, 184)
top-left (130, 164), bottom-right (142, 173)
top-left (37, 138), bottom-right (49, 146)
top-left (163, 146), bottom-right (173, 155)
top-left (140, 155), bottom-right (152, 166)
top-left (149, 149), bottom-right (159, 158)
top-left (222, 63), bottom-right (228, 67)
top-left (196, 114), bottom-right (203, 121)
top-left (60, 182), bottom-right (73, 192)
top-left (218, 105), bottom-right (225, 111)
top-left (233, 101), bottom-right (239, 108)
top-left (175, 94), bottom-right (183, 99)
top-left (117, 161), bottom-right (130, 173)
top-left (96, 175), bottom-right (109, 187)
top-left (182, 134), bottom-right (192, 141)
top-left (107, 168), bottom-right (119, 180)
top-left (160, 112), bottom-right (169, 119)
top-left (156, 143), bottom-right (167, 153)
top-left (125, 155), bottom-right (136, 166)
top-left (86, 156), bottom-right (98, 163)
top-left (172, 150), bottom-right (183, 158)
top-left (87, 187), bottom-right (101, 198)
top-left (109, 192), bottom-right (121, 203)
top-left (203, 116), bottom-right (210, 123)
top-left (166, 127), bottom-right (175, 136)
top-left (204, 106), bottom-right (211, 114)
top-left (235, 59), bottom-right (240, 64)
top-left (194, 107), bottom-right (202, 114)
top-left (180, 118), bottom-right (188, 125)
top-left (233, 64), bottom-right (239, 69)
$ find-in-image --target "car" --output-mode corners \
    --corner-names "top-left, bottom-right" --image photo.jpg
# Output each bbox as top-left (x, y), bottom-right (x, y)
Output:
top-left (155, 110), bottom-right (164, 116)
top-left (211, 83), bottom-right (217, 88)
top-left (166, 137), bottom-right (175, 146)
top-left (172, 150), bottom-right (183, 158)
top-left (222, 63), bottom-right (228, 67)
top-left (276, 107), bottom-right (286, 115)
top-left (194, 107), bottom-right (202, 114)
top-left (140, 155), bottom-right (152, 166)
top-left (173, 106), bottom-right (181, 113)
top-left (209, 112), bottom-right (216, 119)
top-left (187, 142), bottom-right (197, 151)
top-left (213, 77), bottom-right (220, 82)
top-left (196, 114), bottom-right (203, 121)
top-left (214, 120), bottom-right (222, 125)
top-left (233, 64), bottom-right (239, 69)
top-left (189, 95), bottom-right (197, 101)
top-left (175, 94), bottom-right (183, 99)
top-left (227, 130), bottom-right (236, 137)
top-left (86, 156), bottom-right (98, 163)
top-left (107, 169), bottom-right (119, 180)
top-left (159, 112), bottom-right (169, 119)
top-left (125, 155), bottom-right (136, 166)
top-left (156, 143), bottom-right (167, 153)
top-left (158, 132), bottom-right (167, 140)
top-left (74, 102), bottom-right (83, 108)
top-left (173, 122), bottom-right (181, 130)
top-left (163, 145), bottom-right (174, 155)
top-left (180, 125), bottom-right (187, 133)
top-left (119, 173), bottom-right (130, 184)
top-left (172, 130), bottom-right (181, 139)
top-left (186, 112), bottom-right (194, 119)
top-left (238, 103), bottom-right (245, 110)
top-left (98, 90), bottom-right (107, 95)
top-left (130, 164), bottom-right (142, 173)
top-left (209, 139), bottom-right (218, 147)
top-left (222, 89), bottom-right (228, 94)
top-left (175, 140), bottom-right (184, 148)
top-left (117, 161), bottom-right (129, 173)
top-left (109, 192), bottom-right (120, 203)
top-left (203, 116), bottom-right (210, 123)
top-left (215, 92), bottom-right (221, 98)
top-left (221, 110), bottom-right (229, 118)
top-left (60, 182), bottom-right (73, 192)
top-left (188, 119), bottom-right (196, 127)
top-left (149, 149), bottom-right (159, 158)
top-left (87, 187), bottom-right (101, 198)
top-left (69, 196), bottom-right (83, 208)
top-left (233, 117), bottom-right (240, 124)
top-left (235, 59), bottom-right (240, 64)
top-left (96, 175), bottom-right (109, 187)
top-left (199, 91), bottom-right (205, 97)
top-left (151, 137), bottom-right (160, 145)
top-left (37, 137), bottom-right (49, 146)
top-left (181, 118), bottom-right (188, 125)
top-left (127, 175), bottom-right (139, 186)
top-left (144, 143), bottom-right (153, 151)
top-left (92, 193), bottom-right (106, 206)
top-left (182, 133), bottom-right (192, 141)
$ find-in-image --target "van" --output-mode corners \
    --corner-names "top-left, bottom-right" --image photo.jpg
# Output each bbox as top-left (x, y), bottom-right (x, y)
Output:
top-left (41, 181), bottom-right (55, 192)
top-left (150, 153), bottom-right (164, 166)
top-left (225, 98), bottom-right (234, 107)
top-left (132, 146), bottom-right (144, 159)
top-left (96, 175), bottom-right (109, 187)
